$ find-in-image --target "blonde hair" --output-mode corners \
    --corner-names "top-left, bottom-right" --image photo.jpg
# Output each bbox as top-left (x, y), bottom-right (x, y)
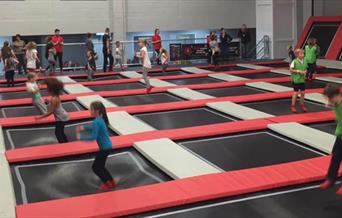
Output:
top-left (294, 48), bottom-right (304, 57)
top-left (26, 41), bottom-right (37, 50)
top-left (138, 39), bottom-right (147, 45)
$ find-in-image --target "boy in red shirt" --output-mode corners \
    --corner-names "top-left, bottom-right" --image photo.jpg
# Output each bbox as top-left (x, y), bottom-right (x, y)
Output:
top-left (51, 29), bottom-right (64, 73)
top-left (152, 28), bottom-right (162, 65)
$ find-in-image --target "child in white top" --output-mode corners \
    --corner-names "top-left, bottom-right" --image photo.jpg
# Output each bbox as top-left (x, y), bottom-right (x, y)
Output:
top-left (159, 48), bottom-right (169, 74)
top-left (114, 41), bottom-right (124, 71)
top-left (136, 39), bottom-right (152, 93)
top-left (26, 73), bottom-right (47, 114)
top-left (26, 41), bottom-right (39, 73)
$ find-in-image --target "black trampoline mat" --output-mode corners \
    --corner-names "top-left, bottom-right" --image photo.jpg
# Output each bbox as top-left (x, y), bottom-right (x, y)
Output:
top-left (304, 22), bottom-right (339, 56)
top-left (135, 108), bottom-right (233, 130)
top-left (0, 101), bottom-right (83, 118)
top-left (240, 72), bottom-right (287, 79)
top-left (0, 89), bottom-right (50, 100)
top-left (277, 80), bottom-right (328, 89)
top-left (141, 70), bottom-right (189, 77)
top-left (11, 149), bottom-right (169, 204)
top-left (87, 82), bottom-right (145, 92)
top-left (243, 98), bottom-right (328, 116)
top-left (139, 182), bottom-right (342, 218)
top-left (106, 93), bottom-right (182, 106)
top-left (198, 86), bottom-right (266, 97)
top-left (74, 75), bottom-right (124, 82)
top-left (257, 63), bottom-right (290, 68)
top-left (165, 77), bottom-right (222, 85)
top-left (309, 122), bottom-right (336, 135)
top-left (180, 131), bottom-right (319, 171)
top-left (4, 120), bottom-right (117, 149)
top-left (212, 66), bottom-right (248, 72)
top-left (317, 68), bottom-right (342, 74)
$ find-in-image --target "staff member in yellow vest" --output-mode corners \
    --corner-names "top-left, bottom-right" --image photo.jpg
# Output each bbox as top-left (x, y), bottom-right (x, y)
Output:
top-left (289, 48), bottom-right (308, 113)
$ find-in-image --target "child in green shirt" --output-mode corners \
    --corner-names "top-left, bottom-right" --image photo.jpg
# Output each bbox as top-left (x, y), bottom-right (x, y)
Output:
top-left (289, 48), bottom-right (308, 113)
top-left (305, 38), bottom-right (318, 81)
top-left (320, 83), bottom-right (342, 195)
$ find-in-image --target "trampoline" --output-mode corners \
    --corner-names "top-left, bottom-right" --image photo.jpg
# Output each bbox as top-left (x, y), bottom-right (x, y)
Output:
top-left (134, 108), bottom-right (234, 130)
top-left (303, 22), bottom-right (340, 56)
top-left (317, 67), bottom-right (342, 74)
top-left (0, 89), bottom-right (51, 100)
top-left (0, 101), bottom-right (83, 118)
top-left (86, 82), bottom-right (145, 92)
top-left (106, 93), bottom-right (183, 106)
top-left (10, 149), bottom-right (169, 204)
top-left (2, 120), bottom-right (117, 149)
top-left (164, 77), bottom-right (222, 85)
top-left (239, 72), bottom-right (287, 79)
top-left (197, 86), bottom-right (266, 97)
top-left (276, 80), bottom-right (329, 89)
top-left (243, 98), bottom-right (328, 116)
top-left (139, 70), bottom-right (189, 77)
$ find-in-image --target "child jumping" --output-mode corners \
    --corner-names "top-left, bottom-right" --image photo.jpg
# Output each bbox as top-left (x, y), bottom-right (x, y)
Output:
top-left (320, 83), bottom-right (342, 195)
top-left (160, 48), bottom-right (169, 74)
top-left (136, 39), bottom-right (152, 93)
top-left (86, 49), bottom-right (96, 81)
top-left (36, 78), bottom-right (69, 143)
top-left (305, 38), bottom-right (318, 81)
top-left (26, 73), bottom-right (47, 114)
top-left (76, 101), bottom-right (116, 191)
top-left (290, 48), bottom-right (308, 113)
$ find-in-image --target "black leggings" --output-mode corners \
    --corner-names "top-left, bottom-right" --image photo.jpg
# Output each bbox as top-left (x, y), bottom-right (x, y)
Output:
top-left (326, 137), bottom-right (342, 182)
top-left (54, 52), bottom-right (63, 72)
top-left (55, 121), bottom-right (68, 143)
top-left (5, 70), bottom-right (15, 87)
top-left (92, 150), bottom-right (113, 183)
top-left (307, 63), bottom-right (316, 79)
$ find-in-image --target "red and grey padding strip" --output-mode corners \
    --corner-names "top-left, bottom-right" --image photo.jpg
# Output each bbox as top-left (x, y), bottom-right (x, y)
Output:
top-left (6, 110), bottom-right (333, 163)
top-left (0, 88), bottom-right (324, 127)
top-left (15, 155), bottom-right (341, 218)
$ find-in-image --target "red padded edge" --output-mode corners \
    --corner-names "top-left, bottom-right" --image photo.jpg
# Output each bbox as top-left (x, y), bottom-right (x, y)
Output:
top-left (6, 118), bottom-right (270, 163)
top-left (326, 21), bottom-right (342, 60)
top-left (15, 156), bottom-right (341, 218)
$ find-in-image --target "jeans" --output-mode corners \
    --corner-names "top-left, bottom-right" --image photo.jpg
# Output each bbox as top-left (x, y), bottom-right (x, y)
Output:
top-left (103, 50), bottom-right (114, 72)
top-left (54, 52), bottom-right (63, 72)
top-left (16, 54), bottom-right (26, 74)
top-left (142, 67), bottom-right (151, 88)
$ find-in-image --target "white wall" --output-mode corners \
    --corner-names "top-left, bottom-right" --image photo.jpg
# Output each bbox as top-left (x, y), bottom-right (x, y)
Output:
top-left (125, 0), bottom-right (256, 32)
top-left (0, 0), bottom-right (110, 36)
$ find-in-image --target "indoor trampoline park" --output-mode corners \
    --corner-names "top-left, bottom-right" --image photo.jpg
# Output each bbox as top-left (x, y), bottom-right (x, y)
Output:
top-left (0, 1), bottom-right (342, 218)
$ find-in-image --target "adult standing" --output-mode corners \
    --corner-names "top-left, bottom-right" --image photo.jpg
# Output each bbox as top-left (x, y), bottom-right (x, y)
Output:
top-left (237, 24), bottom-right (251, 58)
top-left (51, 29), bottom-right (64, 73)
top-left (220, 28), bottom-right (232, 59)
top-left (102, 27), bottom-right (114, 72)
top-left (12, 34), bottom-right (26, 74)
top-left (152, 28), bottom-right (162, 65)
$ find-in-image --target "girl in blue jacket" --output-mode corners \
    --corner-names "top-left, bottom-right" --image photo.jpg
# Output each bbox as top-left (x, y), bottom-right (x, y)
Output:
top-left (77, 101), bottom-right (115, 191)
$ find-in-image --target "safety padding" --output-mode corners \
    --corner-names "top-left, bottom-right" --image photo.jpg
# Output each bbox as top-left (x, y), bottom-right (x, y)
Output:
top-left (64, 84), bottom-right (93, 94)
top-left (316, 76), bottom-right (342, 84)
top-left (181, 67), bottom-right (213, 74)
top-left (119, 71), bottom-right (142, 78)
top-left (304, 93), bottom-right (326, 105)
top-left (56, 76), bottom-right (77, 83)
top-left (270, 69), bottom-right (291, 75)
top-left (317, 59), bottom-right (342, 70)
top-left (15, 156), bottom-right (341, 218)
top-left (107, 111), bottom-right (156, 135)
top-left (139, 78), bottom-right (177, 87)
top-left (237, 63), bottom-right (270, 70)
top-left (207, 101), bottom-right (274, 120)
top-left (246, 82), bottom-right (292, 92)
top-left (76, 95), bottom-right (117, 109)
top-left (134, 138), bottom-right (222, 179)
top-left (268, 122), bottom-right (336, 153)
top-left (209, 73), bottom-right (249, 82)
top-left (167, 88), bottom-right (215, 100)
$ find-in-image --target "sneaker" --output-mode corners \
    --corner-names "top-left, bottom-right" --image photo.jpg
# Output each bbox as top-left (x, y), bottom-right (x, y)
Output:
top-left (300, 104), bottom-right (308, 113)
top-left (319, 180), bottom-right (333, 190)
top-left (336, 186), bottom-right (342, 195)
top-left (98, 182), bottom-right (110, 191)
top-left (291, 105), bottom-right (297, 113)
top-left (146, 87), bottom-right (152, 94)
top-left (107, 180), bottom-right (117, 189)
